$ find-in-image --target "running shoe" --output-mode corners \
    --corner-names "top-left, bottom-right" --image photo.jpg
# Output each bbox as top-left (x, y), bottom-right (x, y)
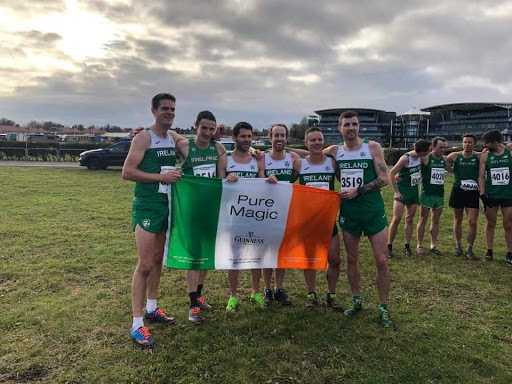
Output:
top-left (197, 296), bottom-right (213, 311)
top-left (454, 247), bottom-right (463, 257)
top-left (326, 293), bottom-right (344, 311)
top-left (145, 307), bottom-right (176, 325)
top-left (188, 306), bottom-right (203, 325)
top-left (466, 250), bottom-right (478, 261)
top-left (416, 246), bottom-right (425, 255)
top-left (250, 292), bottom-right (265, 307)
top-left (506, 253), bottom-right (512, 267)
top-left (274, 288), bottom-right (292, 306)
top-left (404, 247), bottom-right (413, 257)
top-left (130, 326), bottom-right (156, 349)
top-left (485, 253), bottom-right (494, 262)
top-left (344, 300), bottom-right (362, 317)
top-left (379, 308), bottom-right (393, 328)
top-left (305, 292), bottom-right (319, 308)
top-left (387, 248), bottom-right (393, 259)
top-left (226, 296), bottom-right (239, 312)
top-left (263, 288), bottom-right (273, 307)
top-left (430, 245), bottom-right (442, 255)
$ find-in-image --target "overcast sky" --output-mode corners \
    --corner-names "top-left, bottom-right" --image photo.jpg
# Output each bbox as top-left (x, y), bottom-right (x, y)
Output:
top-left (1, 0), bottom-right (511, 129)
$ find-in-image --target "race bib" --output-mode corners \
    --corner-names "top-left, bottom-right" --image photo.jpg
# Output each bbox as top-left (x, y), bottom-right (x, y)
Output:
top-left (460, 179), bottom-right (478, 191)
top-left (306, 182), bottom-right (330, 190)
top-left (410, 172), bottom-right (420, 187)
top-left (490, 167), bottom-right (510, 186)
top-left (158, 165), bottom-right (176, 194)
top-left (340, 169), bottom-right (364, 190)
top-left (430, 168), bottom-right (445, 185)
top-left (193, 164), bottom-right (216, 178)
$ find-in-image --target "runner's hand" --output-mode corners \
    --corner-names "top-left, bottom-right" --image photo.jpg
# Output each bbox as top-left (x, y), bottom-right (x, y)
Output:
top-left (226, 173), bottom-right (238, 182)
top-left (251, 149), bottom-right (264, 161)
top-left (160, 171), bottom-right (181, 184)
top-left (266, 174), bottom-right (278, 184)
top-left (394, 192), bottom-right (403, 201)
top-left (132, 126), bottom-right (144, 136)
top-left (339, 188), bottom-right (359, 200)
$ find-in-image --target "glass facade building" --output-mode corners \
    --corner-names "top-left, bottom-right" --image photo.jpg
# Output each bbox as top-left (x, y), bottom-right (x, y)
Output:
top-left (422, 103), bottom-right (512, 146)
top-left (315, 108), bottom-right (396, 145)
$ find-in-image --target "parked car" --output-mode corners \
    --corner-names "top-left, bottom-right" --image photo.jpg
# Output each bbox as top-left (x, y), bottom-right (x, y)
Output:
top-left (79, 141), bottom-right (131, 170)
top-left (217, 138), bottom-right (235, 151)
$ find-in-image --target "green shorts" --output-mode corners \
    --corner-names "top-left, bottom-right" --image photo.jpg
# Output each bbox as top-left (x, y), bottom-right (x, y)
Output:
top-left (398, 186), bottom-right (419, 206)
top-left (420, 194), bottom-right (444, 209)
top-left (339, 208), bottom-right (387, 237)
top-left (132, 198), bottom-right (169, 234)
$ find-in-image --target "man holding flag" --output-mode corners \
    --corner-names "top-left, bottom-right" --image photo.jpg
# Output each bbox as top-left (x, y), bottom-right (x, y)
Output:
top-left (262, 123), bottom-right (301, 307)
top-left (323, 111), bottom-right (393, 328)
top-left (122, 93), bottom-right (186, 349)
top-left (177, 110), bottom-right (226, 324)
top-left (217, 121), bottom-right (274, 311)
top-left (295, 127), bottom-right (343, 310)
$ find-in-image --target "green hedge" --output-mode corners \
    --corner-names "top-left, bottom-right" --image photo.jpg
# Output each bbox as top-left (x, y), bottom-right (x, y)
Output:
top-left (0, 141), bottom-right (111, 161)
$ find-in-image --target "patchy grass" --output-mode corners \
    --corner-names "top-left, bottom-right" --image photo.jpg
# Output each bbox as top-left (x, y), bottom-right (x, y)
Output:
top-left (0, 167), bottom-right (511, 383)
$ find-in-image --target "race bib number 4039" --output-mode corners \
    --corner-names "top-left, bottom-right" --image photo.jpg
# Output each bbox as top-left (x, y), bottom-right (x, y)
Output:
top-left (490, 167), bottom-right (510, 186)
top-left (410, 172), bottom-right (420, 187)
top-left (340, 169), bottom-right (363, 190)
top-left (430, 168), bottom-right (445, 185)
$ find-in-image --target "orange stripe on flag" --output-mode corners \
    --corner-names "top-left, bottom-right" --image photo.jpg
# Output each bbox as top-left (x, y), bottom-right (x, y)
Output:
top-left (277, 184), bottom-right (340, 269)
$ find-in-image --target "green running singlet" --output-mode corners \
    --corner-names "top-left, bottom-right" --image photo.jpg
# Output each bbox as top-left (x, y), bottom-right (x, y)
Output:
top-left (486, 150), bottom-right (512, 199)
top-left (182, 138), bottom-right (220, 178)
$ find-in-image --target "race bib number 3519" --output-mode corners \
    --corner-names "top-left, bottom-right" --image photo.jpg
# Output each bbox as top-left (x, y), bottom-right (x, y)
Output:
top-left (340, 169), bottom-right (363, 190)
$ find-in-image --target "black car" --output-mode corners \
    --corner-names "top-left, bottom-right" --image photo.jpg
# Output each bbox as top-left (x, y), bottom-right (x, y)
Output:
top-left (79, 141), bottom-right (131, 170)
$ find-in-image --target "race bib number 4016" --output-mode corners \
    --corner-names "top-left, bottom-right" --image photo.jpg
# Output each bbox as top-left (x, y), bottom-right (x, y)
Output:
top-left (340, 169), bottom-right (363, 190)
top-left (430, 168), bottom-right (445, 185)
top-left (490, 167), bottom-right (510, 186)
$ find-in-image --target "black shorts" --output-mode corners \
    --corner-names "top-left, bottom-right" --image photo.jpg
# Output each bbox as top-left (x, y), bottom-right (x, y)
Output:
top-left (486, 197), bottom-right (512, 208)
top-left (449, 187), bottom-right (479, 209)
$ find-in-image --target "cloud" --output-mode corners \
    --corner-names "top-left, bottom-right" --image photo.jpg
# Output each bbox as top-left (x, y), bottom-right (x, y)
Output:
top-left (0, 0), bottom-right (511, 128)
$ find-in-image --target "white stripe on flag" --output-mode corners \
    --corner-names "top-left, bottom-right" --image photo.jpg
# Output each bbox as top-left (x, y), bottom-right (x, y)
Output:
top-left (214, 179), bottom-right (292, 269)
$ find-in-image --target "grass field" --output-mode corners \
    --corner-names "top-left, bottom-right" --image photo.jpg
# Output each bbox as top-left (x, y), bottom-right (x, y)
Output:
top-left (1, 167), bottom-right (511, 384)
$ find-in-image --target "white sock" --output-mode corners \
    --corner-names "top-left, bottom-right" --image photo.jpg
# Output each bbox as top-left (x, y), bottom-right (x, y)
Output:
top-left (132, 317), bottom-right (144, 331)
top-left (146, 299), bottom-right (157, 313)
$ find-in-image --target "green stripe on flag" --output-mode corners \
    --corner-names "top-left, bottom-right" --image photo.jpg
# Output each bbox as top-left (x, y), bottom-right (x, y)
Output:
top-left (166, 175), bottom-right (222, 269)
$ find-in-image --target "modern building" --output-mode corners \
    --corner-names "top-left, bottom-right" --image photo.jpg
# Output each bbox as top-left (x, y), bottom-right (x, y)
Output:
top-left (395, 107), bottom-right (430, 148)
top-left (422, 103), bottom-right (512, 146)
top-left (315, 108), bottom-right (396, 145)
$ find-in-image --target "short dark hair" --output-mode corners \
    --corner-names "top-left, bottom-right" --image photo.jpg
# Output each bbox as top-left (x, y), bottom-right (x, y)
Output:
top-left (432, 136), bottom-right (446, 148)
top-left (482, 129), bottom-right (502, 144)
top-left (462, 133), bottom-right (477, 143)
top-left (339, 111), bottom-right (359, 125)
top-left (269, 123), bottom-right (289, 138)
top-left (152, 93), bottom-right (176, 109)
top-left (233, 121), bottom-right (253, 137)
top-left (195, 110), bottom-right (216, 125)
top-left (305, 126), bottom-right (322, 138)
top-left (414, 139), bottom-right (431, 153)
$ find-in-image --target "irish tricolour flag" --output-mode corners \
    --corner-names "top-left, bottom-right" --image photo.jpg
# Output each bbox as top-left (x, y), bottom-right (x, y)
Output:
top-left (164, 175), bottom-right (340, 270)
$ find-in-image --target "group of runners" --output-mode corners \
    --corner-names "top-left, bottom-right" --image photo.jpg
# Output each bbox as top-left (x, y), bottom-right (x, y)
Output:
top-left (387, 132), bottom-right (512, 265)
top-left (122, 93), bottom-right (512, 349)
